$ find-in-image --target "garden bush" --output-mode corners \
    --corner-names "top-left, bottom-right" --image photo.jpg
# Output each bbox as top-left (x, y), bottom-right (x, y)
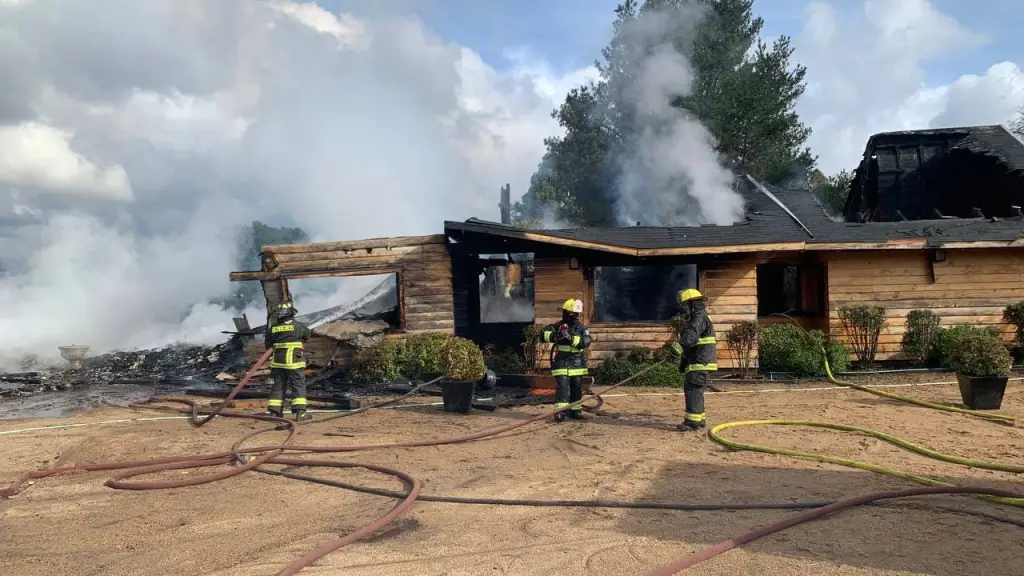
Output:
top-left (949, 336), bottom-right (1012, 377)
top-left (725, 320), bottom-right (758, 377)
top-left (441, 336), bottom-right (487, 382)
top-left (900, 310), bottom-right (941, 365)
top-left (1002, 301), bottom-right (1024, 346)
top-left (400, 332), bottom-right (451, 379)
top-left (349, 339), bottom-right (405, 384)
top-left (482, 344), bottom-right (529, 374)
top-left (928, 324), bottom-right (1001, 368)
top-left (629, 363), bottom-right (686, 387)
top-left (758, 324), bottom-right (850, 377)
top-left (521, 324), bottom-right (544, 374)
top-left (593, 346), bottom-right (684, 387)
top-left (837, 305), bottom-right (886, 365)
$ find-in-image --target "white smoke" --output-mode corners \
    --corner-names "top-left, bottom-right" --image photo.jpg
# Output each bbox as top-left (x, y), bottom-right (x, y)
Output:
top-left (0, 0), bottom-right (596, 368)
top-left (610, 3), bottom-right (745, 227)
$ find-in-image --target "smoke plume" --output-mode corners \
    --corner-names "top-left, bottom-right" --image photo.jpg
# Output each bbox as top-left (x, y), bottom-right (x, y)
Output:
top-left (609, 3), bottom-right (745, 227)
top-left (0, 0), bottom-right (592, 368)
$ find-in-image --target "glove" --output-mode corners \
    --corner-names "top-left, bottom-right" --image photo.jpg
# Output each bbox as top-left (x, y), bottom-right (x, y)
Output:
top-left (557, 324), bottom-right (573, 344)
top-left (670, 342), bottom-right (684, 357)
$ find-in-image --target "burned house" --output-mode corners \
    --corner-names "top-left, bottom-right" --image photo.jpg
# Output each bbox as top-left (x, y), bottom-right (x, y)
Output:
top-left (230, 124), bottom-right (1024, 369)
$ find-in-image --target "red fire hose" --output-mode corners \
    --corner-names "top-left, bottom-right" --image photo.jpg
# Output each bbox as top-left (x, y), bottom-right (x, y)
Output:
top-left (0, 352), bottom-right (664, 574)
top-left (646, 486), bottom-right (1024, 576)
top-left (3, 350), bottom-right (1022, 575)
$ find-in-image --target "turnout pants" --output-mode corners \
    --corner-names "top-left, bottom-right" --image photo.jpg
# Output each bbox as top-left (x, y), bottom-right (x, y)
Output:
top-left (269, 368), bottom-right (308, 414)
top-left (683, 371), bottom-right (709, 426)
top-left (554, 375), bottom-right (583, 412)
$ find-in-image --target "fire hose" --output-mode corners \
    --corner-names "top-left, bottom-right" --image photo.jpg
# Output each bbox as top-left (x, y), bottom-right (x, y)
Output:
top-left (3, 346), bottom-right (1023, 575)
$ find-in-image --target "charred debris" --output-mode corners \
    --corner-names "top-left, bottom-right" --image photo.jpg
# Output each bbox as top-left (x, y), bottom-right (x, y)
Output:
top-left (0, 282), bottom-right (401, 401)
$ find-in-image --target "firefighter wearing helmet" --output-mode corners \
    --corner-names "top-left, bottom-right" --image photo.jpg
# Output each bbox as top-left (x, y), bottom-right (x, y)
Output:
top-left (670, 288), bottom-right (717, 432)
top-left (541, 298), bottom-right (592, 422)
top-left (264, 299), bottom-right (314, 426)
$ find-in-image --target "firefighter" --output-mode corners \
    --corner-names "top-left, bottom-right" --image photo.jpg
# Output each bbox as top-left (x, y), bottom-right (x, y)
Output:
top-left (541, 298), bottom-right (592, 422)
top-left (670, 289), bottom-right (717, 432)
top-left (264, 299), bottom-right (313, 424)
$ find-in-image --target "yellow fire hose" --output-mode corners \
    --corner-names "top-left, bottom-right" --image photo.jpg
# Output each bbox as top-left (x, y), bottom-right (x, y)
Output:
top-left (709, 349), bottom-right (1022, 508)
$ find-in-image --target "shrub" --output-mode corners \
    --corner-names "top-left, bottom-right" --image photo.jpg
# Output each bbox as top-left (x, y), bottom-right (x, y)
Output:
top-left (350, 339), bottom-right (405, 384)
top-left (521, 324), bottom-right (545, 374)
top-left (482, 344), bottom-right (529, 374)
top-left (837, 305), bottom-right (886, 365)
top-left (400, 332), bottom-right (452, 379)
top-left (1002, 302), bottom-right (1024, 345)
top-left (929, 325), bottom-right (1001, 368)
top-left (440, 337), bottom-right (486, 382)
top-left (949, 336), bottom-right (1012, 377)
top-left (758, 324), bottom-right (850, 377)
top-left (726, 320), bottom-right (758, 377)
top-left (900, 310), bottom-right (941, 365)
top-left (629, 363), bottom-right (686, 387)
top-left (592, 348), bottom-right (685, 387)
top-left (593, 356), bottom-right (636, 385)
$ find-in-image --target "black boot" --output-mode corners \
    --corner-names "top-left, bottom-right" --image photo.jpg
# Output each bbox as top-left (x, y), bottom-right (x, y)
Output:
top-left (269, 409), bottom-right (289, 431)
top-left (553, 412), bottom-right (566, 423)
top-left (295, 411), bottom-right (312, 423)
top-left (567, 410), bottom-right (585, 420)
top-left (677, 420), bottom-right (706, 432)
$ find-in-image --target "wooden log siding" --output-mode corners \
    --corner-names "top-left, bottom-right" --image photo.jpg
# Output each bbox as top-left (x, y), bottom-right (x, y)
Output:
top-left (544, 256), bottom-right (759, 370)
top-left (260, 236), bottom-right (455, 339)
top-left (827, 249), bottom-right (1024, 360)
top-left (533, 258), bottom-right (587, 369)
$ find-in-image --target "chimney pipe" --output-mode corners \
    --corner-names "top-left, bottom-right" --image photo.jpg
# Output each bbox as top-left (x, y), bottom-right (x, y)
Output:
top-left (499, 184), bottom-right (511, 225)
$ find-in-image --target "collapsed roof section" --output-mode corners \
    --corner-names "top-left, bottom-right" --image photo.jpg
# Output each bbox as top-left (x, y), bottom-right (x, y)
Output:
top-left (846, 125), bottom-right (1024, 222)
top-left (445, 176), bottom-right (1024, 256)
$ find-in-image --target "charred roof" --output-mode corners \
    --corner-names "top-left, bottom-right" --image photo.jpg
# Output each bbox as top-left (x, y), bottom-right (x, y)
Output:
top-left (446, 178), bottom-right (1024, 256)
top-left (846, 125), bottom-right (1024, 222)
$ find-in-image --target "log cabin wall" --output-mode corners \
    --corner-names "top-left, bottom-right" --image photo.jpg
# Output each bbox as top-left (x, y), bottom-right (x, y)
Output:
top-left (235, 235), bottom-right (455, 366)
top-left (827, 248), bottom-right (1024, 360)
top-left (567, 255), bottom-right (760, 370)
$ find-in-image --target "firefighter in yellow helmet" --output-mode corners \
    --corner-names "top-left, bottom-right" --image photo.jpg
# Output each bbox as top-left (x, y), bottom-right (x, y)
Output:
top-left (670, 289), bottom-right (717, 432)
top-left (265, 299), bottom-right (313, 425)
top-left (541, 298), bottom-right (592, 422)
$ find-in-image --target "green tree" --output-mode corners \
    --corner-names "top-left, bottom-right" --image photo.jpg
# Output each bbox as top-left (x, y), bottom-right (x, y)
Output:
top-left (514, 86), bottom-right (617, 227)
top-left (225, 221), bottom-right (309, 311)
top-left (808, 168), bottom-right (853, 216)
top-left (516, 0), bottom-right (815, 226)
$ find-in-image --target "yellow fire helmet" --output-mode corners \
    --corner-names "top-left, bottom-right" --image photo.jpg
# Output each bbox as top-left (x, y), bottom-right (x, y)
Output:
top-left (560, 298), bottom-right (584, 314)
top-left (676, 288), bottom-right (705, 305)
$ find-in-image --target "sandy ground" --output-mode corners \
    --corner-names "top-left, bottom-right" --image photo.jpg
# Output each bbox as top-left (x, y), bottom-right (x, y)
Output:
top-left (2, 374), bottom-right (1024, 576)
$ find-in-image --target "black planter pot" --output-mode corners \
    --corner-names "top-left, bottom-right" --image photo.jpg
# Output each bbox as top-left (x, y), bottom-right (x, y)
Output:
top-left (957, 373), bottom-right (1008, 410)
top-left (440, 380), bottom-right (476, 413)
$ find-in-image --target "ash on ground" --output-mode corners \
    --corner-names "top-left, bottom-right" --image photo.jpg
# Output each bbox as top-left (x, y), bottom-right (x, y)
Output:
top-left (1, 340), bottom-right (246, 399)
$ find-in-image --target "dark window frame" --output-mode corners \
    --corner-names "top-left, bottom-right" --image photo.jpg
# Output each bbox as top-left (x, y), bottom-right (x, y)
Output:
top-left (755, 262), bottom-right (826, 318)
top-left (591, 263), bottom-right (700, 324)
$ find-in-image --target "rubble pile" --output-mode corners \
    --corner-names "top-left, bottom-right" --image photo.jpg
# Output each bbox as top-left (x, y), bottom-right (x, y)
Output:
top-left (1, 339), bottom-right (246, 399)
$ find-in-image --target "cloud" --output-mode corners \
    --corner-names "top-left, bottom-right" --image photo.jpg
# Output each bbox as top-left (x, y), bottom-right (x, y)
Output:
top-left (0, 0), bottom-right (595, 366)
top-left (795, 0), bottom-right (1022, 174)
top-left (0, 121), bottom-right (133, 200)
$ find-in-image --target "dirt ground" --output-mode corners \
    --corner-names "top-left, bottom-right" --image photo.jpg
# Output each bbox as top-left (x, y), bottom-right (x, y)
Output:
top-left (2, 374), bottom-right (1023, 576)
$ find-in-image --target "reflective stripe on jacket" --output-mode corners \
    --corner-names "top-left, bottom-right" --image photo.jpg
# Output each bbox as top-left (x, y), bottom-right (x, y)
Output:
top-left (677, 307), bottom-right (717, 373)
top-left (265, 320), bottom-right (313, 370)
top-left (541, 320), bottom-right (592, 377)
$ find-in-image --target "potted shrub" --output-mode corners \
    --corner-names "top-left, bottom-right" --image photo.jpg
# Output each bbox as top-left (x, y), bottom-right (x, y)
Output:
top-left (439, 337), bottom-right (487, 413)
top-left (400, 331), bottom-right (452, 381)
top-left (949, 336), bottom-right (1013, 410)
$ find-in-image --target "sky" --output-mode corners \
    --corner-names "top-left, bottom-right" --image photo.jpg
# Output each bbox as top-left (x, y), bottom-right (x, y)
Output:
top-left (0, 0), bottom-right (1021, 363)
